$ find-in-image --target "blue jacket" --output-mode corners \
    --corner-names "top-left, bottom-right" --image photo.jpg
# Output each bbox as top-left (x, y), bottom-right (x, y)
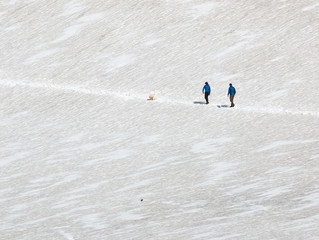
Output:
top-left (202, 84), bottom-right (211, 94)
top-left (228, 86), bottom-right (236, 95)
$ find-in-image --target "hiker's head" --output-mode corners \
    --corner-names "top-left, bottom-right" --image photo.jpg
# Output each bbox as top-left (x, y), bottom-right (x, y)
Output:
top-left (205, 82), bottom-right (208, 85)
top-left (229, 83), bottom-right (232, 86)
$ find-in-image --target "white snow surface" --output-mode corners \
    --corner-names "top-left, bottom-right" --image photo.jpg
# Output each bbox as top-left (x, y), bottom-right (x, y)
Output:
top-left (0, 0), bottom-right (319, 239)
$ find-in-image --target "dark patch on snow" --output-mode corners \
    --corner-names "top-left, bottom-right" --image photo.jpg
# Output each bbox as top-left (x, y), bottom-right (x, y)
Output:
top-left (193, 101), bottom-right (206, 105)
top-left (217, 105), bottom-right (230, 108)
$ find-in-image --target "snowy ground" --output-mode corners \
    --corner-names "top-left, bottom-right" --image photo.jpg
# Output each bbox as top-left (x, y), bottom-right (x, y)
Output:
top-left (1, 0), bottom-right (319, 239)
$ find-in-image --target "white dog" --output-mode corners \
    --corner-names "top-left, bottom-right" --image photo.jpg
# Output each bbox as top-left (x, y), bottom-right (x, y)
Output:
top-left (149, 93), bottom-right (156, 100)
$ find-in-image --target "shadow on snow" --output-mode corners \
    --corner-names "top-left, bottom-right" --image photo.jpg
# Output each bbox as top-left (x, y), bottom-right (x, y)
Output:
top-left (193, 101), bottom-right (206, 105)
top-left (217, 105), bottom-right (230, 108)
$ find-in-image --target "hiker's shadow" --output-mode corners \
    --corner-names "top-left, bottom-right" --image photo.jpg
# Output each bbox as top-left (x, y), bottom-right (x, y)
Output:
top-left (217, 105), bottom-right (230, 108)
top-left (193, 101), bottom-right (206, 105)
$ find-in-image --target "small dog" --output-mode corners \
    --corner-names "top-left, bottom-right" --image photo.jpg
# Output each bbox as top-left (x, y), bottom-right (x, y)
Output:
top-left (149, 93), bottom-right (156, 100)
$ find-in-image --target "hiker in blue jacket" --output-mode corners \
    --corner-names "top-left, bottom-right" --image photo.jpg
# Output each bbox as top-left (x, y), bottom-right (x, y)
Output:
top-left (202, 82), bottom-right (211, 104)
top-left (228, 83), bottom-right (236, 107)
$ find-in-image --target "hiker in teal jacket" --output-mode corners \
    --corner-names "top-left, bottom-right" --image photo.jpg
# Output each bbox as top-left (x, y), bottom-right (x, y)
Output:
top-left (228, 83), bottom-right (236, 107)
top-left (202, 82), bottom-right (211, 104)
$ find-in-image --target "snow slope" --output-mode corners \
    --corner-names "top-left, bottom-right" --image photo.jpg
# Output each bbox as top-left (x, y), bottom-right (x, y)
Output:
top-left (0, 0), bottom-right (319, 239)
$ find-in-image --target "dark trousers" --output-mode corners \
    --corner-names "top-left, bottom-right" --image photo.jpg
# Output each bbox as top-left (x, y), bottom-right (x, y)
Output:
top-left (204, 92), bottom-right (210, 104)
top-left (230, 95), bottom-right (235, 107)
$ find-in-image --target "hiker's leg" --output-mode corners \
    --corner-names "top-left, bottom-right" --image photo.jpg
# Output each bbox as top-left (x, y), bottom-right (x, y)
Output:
top-left (205, 92), bottom-right (209, 104)
top-left (230, 95), bottom-right (235, 107)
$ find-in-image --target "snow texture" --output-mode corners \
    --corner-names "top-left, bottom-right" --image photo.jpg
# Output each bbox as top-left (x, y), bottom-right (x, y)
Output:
top-left (0, 0), bottom-right (319, 239)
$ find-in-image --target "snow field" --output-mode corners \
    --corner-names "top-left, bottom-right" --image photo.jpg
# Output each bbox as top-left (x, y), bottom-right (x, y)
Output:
top-left (1, 84), bottom-right (318, 239)
top-left (1, 0), bottom-right (319, 239)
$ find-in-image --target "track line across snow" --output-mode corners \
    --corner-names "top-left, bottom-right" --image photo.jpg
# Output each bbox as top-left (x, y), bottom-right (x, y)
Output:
top-left (1, 79), bottom-right (318, 118)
